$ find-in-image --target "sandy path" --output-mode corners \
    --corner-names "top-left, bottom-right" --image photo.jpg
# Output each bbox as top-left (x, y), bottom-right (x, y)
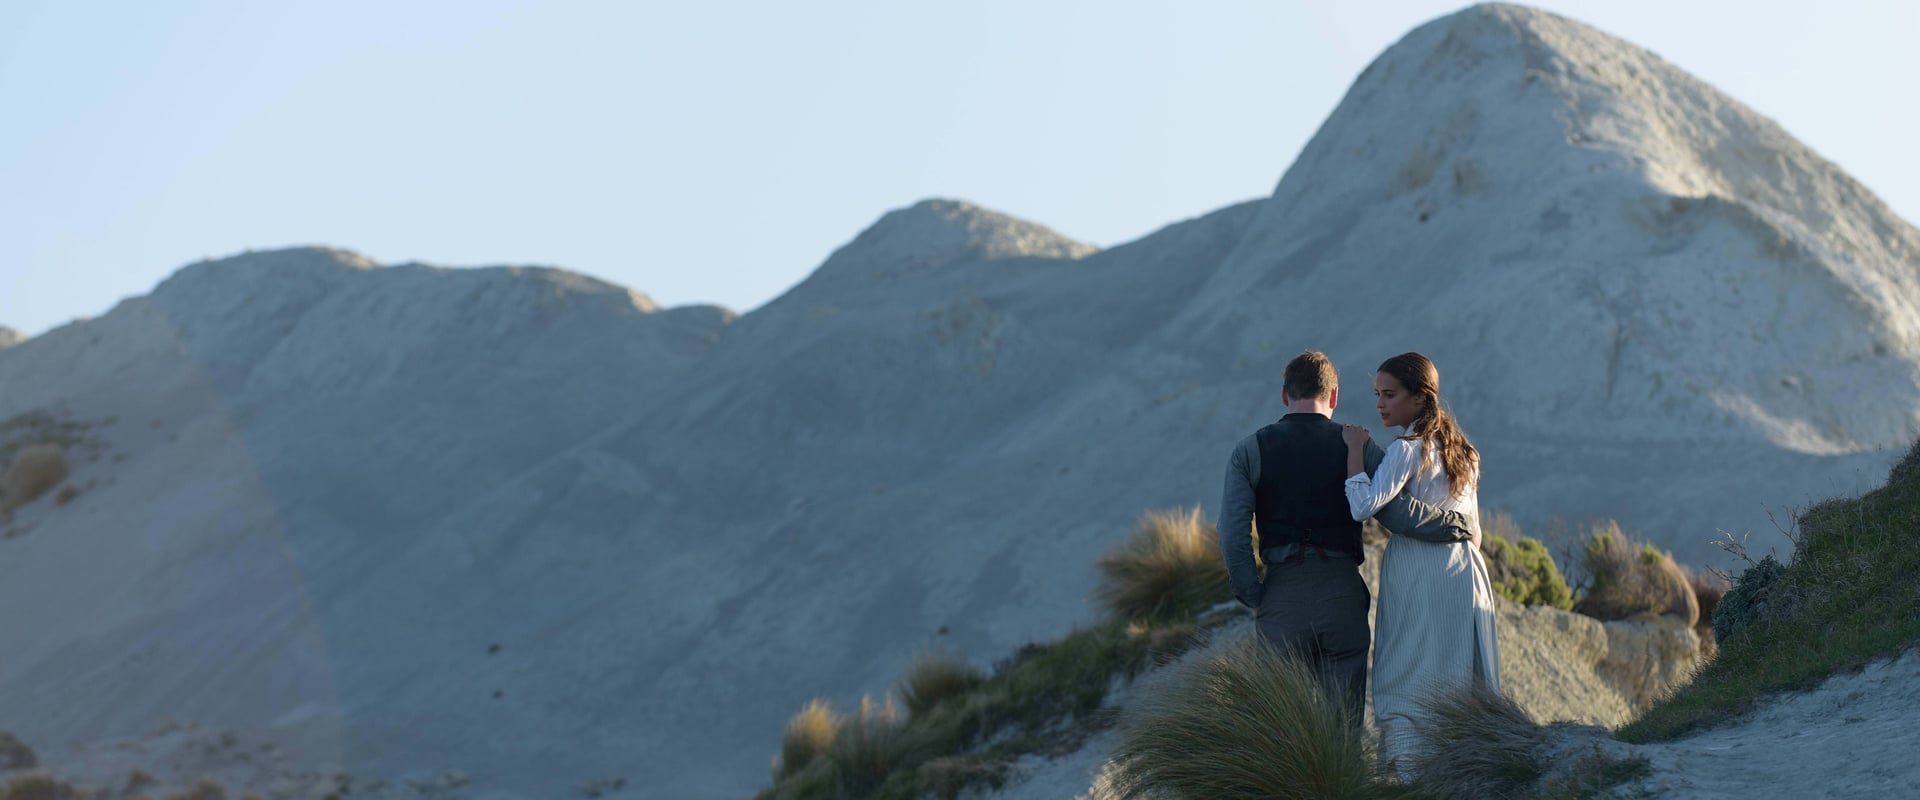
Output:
top-left (1606, 649), bottom-right (1920, 799)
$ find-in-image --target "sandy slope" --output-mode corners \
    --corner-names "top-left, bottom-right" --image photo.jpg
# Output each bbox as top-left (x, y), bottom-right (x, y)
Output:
top-left (2, 4), bottom-right (1917, 797)
top-left (1600, 650), bottom-right (1920, 799)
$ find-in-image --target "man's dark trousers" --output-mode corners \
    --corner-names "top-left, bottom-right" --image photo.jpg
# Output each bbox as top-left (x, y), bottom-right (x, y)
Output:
top-left (1254, 555), bottom-right (1370, 721)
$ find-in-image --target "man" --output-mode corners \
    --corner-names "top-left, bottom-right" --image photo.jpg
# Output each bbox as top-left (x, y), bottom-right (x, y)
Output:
top-left (1216, 350), bottom-right (1471, 721)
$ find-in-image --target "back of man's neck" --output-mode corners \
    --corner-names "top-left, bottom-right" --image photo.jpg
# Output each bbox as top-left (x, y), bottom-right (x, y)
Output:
top-left (1284, 401), bottom-right (1333, 417)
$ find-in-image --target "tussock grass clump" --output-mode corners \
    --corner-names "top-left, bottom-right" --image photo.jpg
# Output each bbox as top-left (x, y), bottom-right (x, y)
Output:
top-left (828, 696), bottom-right (922, 798)
top-left (1621, 452), bottom-right (1920, 742)
top-left (1407, 682), bottom-right (1544, 799)
top-left (774, 699), bottom-right (838, 781)
top-left (1572, 523), bottom-right (1696, 625)
top-left (1094, 507), bottom-right (1231, 622)
top-left (1107, 638), bottom-right (1388, 800)
top-left (898, 651), bottom-right (982, 718)
top-left (1479, 513), bottom-right (1574, 610)
top-left (0, 444), bottom-right (67, 514)
top-left (0, 732), bottom-right (34, 770)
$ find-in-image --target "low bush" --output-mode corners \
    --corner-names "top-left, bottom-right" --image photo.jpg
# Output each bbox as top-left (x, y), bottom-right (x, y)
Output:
top-left (1093, 507), bottom-right (1231, 622)
top-left (1479, 523), bottom-right (1575, 610)
top-left (1709, 554), bottom-right (1786, 645)
top-left (1573, 523), bottom-right (1697, 625)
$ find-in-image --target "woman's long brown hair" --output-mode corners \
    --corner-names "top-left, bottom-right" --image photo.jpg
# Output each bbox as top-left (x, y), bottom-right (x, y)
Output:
top-left (1378, 352), bottom-right (1479, 497)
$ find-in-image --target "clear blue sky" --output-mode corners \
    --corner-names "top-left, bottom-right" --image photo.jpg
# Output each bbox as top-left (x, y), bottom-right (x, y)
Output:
top-left (3, 1), bottom-right (1916, 336)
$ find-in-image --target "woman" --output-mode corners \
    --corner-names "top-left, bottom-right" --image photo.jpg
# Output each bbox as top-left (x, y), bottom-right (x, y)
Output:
top-left (1339, 352), bottom-right (1499, 778)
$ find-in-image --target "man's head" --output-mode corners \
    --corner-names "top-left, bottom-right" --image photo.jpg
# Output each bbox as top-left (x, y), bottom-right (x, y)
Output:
top-left (1282, 351), bottom-right (1339, 413)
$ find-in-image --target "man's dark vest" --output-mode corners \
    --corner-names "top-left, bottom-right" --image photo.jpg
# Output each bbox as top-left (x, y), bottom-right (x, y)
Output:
top-left (1253, 412), bottom-right (1365, 563)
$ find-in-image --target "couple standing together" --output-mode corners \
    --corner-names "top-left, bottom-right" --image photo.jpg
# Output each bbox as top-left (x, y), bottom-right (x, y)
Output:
top-left (1217, 350), bottom-right (1499, 775)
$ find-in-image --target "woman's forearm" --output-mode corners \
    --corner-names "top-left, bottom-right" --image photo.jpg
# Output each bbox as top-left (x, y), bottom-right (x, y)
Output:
top-left (1346, 443), bottom-right (1365, 479)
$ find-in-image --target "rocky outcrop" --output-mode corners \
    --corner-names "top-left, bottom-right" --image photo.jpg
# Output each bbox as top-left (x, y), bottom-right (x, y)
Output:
top-left (1498, 601), bottom-right (1701, 727)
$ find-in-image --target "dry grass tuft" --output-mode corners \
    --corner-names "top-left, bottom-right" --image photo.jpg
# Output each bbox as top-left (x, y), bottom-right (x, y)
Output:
top-left (774, 699), bottom-right (838, 782)
top-left (898, 651), bottom-right (982, 718)
top-left (1573, 522), bottom-right (1697, 625)
top-left (1408, 682), bottom-right (1545, 798)
top-left (1093, 507), bottom-right (1231, 622)
top-left (1107, 638), bottom-right (1392, 800)
top-left (0, 444), bottom-right (67, 514)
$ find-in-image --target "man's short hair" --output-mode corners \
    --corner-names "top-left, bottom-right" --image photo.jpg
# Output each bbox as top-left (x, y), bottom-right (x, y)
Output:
top-left (1283, 351), bottom-right (1338, 402)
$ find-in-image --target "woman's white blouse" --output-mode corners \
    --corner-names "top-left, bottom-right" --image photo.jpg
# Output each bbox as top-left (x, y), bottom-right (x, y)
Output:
top-left (1345, 436), bottom-right (1479, 536)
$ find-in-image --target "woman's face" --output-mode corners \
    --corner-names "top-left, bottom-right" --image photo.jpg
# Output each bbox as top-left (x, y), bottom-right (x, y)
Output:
top-left (1374, 371), bottom-right (1427, 429)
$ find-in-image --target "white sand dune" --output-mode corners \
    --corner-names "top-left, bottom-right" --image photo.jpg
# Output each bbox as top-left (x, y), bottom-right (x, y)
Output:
top-left (1, 4), bottom-right (1915, 797)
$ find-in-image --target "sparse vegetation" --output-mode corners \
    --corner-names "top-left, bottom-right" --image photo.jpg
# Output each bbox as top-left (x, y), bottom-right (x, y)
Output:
top-left (1621, 440), bottom-right (1920, 742)
top-left (1093, 507), bottom-right (1231, 622)
top-left (1573, 523), bottom-right (1696, 625)
top-left (756, 616), bottom-right (1189, 800)
top-left (758, 501), bottom-right (1730, 799)
top-left (0, 444), bottom-right (68, 514)
top-left (1107, 638), bottom-right (1389, 800)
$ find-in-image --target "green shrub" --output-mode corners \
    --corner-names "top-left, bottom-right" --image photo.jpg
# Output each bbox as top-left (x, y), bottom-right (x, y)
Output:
top-left (1106, 638), bottom-right (1391, 800)
top-left (1094, 507), bottom-right (1231, 622)
top-left (1710, 554), bottom-right (1786, 644)
top-left (1573, 523), bottom-right (1697, 625)
top-left (898, 651), bottom-right (982, 719)
top-left (1480, 534), bottom-right (1574, 610)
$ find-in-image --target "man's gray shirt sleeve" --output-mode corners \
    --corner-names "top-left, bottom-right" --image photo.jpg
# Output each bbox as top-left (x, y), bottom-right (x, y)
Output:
top-left (1217, 436), bottom-right (1262, 608)
top-left (1363, 439), bottom-right (1474, 543)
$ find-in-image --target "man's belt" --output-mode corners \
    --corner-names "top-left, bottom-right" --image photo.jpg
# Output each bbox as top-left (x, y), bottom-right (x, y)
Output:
top-left (1262, 544), bottom-right (1359, 564)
